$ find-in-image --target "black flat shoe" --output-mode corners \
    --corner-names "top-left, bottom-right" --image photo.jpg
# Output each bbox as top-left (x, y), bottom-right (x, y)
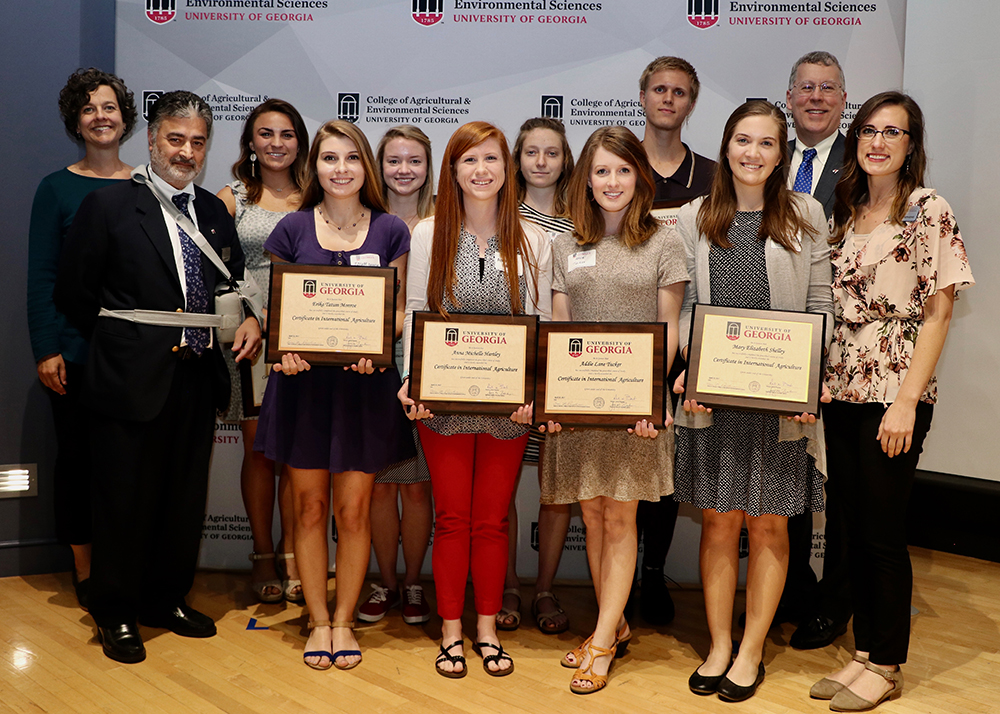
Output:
top-left (790, 614), bottom-right (849, 650)
top-left (70, 570), bottom-right (90, 611)
top-left (689, 661), bottom-right (731, 695)
top-left (97, 623), bottom-right (146, 664)
top-left (717, 662), bottom-right (765, 702)
top-left (139, 604), bottom-right (217, 638)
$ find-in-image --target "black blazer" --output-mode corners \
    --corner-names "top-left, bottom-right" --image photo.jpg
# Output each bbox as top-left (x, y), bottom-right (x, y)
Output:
top-left (55, 178), bottom-right (245, 421)
top-left (789, 131), bottom-right (846, 220)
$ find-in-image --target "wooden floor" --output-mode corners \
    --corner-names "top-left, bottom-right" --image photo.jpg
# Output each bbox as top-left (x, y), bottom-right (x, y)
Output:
top-left (1, 547), bottom-right (998, 713)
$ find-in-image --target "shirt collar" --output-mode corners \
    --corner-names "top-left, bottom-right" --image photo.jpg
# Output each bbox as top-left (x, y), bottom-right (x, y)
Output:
top-left (795, 131), bottom-right (838, 162)
top-left (656, 143), bottom-right (695, 189)
top-left (145, 163), bottom-right (196, 202)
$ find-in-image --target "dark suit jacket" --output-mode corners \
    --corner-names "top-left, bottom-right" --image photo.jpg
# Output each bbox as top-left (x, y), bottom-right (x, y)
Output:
top-left (789, 132), bottom-right (846, 220)
top-left (54, 178), bottom-right (245, 422)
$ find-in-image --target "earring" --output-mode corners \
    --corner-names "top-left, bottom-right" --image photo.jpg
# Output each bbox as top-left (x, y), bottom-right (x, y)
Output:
top-left (250, 151), bottom-right (257, 177)
top-left (904, 154), bottom-right (912, 173)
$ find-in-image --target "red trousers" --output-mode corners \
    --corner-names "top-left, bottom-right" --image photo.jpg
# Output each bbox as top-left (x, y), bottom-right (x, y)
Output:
top-left (417, 424), bottom-right (528, 620)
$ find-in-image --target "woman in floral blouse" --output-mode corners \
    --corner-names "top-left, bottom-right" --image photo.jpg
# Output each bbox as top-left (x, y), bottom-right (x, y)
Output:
top-left (815, 92), bottom-right (974, 712)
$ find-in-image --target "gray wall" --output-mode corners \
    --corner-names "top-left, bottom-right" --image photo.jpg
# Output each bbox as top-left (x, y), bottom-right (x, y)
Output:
top-left (0, 0), bottom-right (115, 576)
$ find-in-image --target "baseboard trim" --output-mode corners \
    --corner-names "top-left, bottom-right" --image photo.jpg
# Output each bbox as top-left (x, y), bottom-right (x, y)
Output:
top-left (908, 470), bottom-right (1000, 563)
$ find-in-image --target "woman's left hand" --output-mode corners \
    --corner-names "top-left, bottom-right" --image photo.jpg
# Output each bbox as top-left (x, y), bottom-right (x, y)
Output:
top-left (346, 357), bottom-right (383, 374)
top-left (877, 399), bottom-right (917, 458)
top-left (627, 419), bottom-right (659, 439)
top-left (510, 402), bottom-right (533, 424)
top-left (787, 383), bottom-right (833, 424)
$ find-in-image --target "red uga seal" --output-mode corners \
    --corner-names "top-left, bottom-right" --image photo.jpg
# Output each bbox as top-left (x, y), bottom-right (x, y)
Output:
top-left (687, 0), bottom-right (719, 29)
top-left (146, 0), bottom-right (176, 24)
top-left (726, 321), bottom-right (741, 341)
top-left (412, 0), bottom-right (444, 26)
top-left (568, 337), bottom-right (583, 358)
top-left (302, 279), bottom-right (316, 299)
top-left (445, 327), bottom-right (459, 347)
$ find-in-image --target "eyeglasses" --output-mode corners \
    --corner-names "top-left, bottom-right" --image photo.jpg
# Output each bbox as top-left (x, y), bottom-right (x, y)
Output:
top-left (792, 81), bottom-right (843, 97)
top-left (855, 125), bottom-right (911, 142)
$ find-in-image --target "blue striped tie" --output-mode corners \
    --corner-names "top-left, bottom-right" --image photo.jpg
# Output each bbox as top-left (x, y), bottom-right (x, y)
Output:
top-left (793, 147), bottom-right (817, 194)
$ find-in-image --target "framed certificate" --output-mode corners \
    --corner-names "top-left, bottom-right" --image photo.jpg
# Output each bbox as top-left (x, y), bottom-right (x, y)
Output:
top-left (535, 323), bottom-right (667, 428)
top-left (685, 304), bottom-right (827, 415)
top-left (239, 339), bottom-right (272, 417)
top-left (409, 312), bottom-right (537, 415)
top-left (651, 198), bottom-right (690, 229)
top-left (265, 263), bottom-right (396, 367)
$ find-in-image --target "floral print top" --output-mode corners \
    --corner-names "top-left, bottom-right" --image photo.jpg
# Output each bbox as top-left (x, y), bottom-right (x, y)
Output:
top-left (826, 188), bottom-right (974, 405)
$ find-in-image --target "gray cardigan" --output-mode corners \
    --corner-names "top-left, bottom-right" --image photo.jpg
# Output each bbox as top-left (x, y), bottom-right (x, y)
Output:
top-left (673, 193), bottom-right (834, 474)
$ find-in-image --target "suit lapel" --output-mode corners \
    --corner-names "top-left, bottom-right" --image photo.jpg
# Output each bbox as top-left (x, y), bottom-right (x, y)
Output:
top-left (136, 183), bottom-right (186, 297)
top-left (812, 132), bottom-right (846, 216)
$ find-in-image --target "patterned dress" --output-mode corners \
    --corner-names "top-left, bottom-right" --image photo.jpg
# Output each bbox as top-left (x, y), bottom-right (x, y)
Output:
top-left (220, 180), bottom-right (293, 422)
top-left (539, 226), bottom-right (688, 504)
top-left (673, 212), bottom-right (825, 517)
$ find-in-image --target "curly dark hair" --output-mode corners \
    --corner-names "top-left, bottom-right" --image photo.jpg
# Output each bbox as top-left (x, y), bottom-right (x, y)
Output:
top-left (58, 68), bottom-right (137, 144)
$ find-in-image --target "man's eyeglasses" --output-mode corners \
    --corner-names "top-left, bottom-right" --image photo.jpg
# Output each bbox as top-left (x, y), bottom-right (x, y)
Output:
top-left (855, 126), bottom-right (911, 143)
top-left (792, 81), bottom-right (843, 97)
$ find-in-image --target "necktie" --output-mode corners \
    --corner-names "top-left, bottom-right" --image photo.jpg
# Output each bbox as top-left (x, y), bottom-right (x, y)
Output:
top-left (172, 193), bottom-right (210, 355)
top-left (793, 147), bottom-right (817, 194)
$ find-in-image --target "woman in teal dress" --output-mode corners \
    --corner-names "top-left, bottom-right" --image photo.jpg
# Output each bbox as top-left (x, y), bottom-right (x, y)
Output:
top-left (27, 68), bottom-right (137, 610)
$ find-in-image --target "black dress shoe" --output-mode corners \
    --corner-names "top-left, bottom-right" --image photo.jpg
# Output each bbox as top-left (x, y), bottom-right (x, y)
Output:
top-left (689, 661), bottom-right (730, 695)
top-left (790, 614), bottom-right (849, 650)
top-left (716, 662), bottom-right (765, 702)
top-left (640, 567), bottom-right (675, 626)
top-left (140, 604), bottom-right (217, 638)
top-left (97, 623), bottom-right (146, 663)
top-left (71, 570), bottom-right (90, 611)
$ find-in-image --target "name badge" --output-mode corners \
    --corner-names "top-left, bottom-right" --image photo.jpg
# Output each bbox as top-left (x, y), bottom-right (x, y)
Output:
top-left (568, 250), bottom-right (596, 272)
top-left (350, 253), bottom-right (381, 267)
top-left (903, 205), bottom-right (920, 224)
top-left (494, 253), bottom-right (524, 276)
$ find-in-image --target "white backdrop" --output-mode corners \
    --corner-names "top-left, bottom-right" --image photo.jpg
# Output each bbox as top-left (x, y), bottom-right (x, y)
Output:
top-left (115, 0), bottom-right (908, 577)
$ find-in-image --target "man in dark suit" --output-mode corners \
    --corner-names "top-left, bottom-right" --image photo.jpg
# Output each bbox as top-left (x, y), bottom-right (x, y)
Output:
top-left (55, 91), bottom-right (260, 664)
top-left (782, 51), bottom-right (852, 650)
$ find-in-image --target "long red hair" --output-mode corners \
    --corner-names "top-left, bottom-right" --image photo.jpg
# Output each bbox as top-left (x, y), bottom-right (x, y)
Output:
top-left (428, 121), bottom-right (534, 316)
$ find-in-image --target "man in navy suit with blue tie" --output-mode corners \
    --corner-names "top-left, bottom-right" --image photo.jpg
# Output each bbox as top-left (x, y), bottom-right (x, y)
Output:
top-left (56, 91), bottom-right (261, 663)
top-left (783, 51), bottom-right (851, 649)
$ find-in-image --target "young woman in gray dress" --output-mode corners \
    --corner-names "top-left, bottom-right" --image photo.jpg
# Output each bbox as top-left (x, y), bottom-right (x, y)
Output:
top-left (358, 126), bottom-right (436, 626)
top-left (541, 126), bottom-right (688, 694)
top-left (672, 100), bottom-right (832, 702)
top-left (216, 99), bottom-right (310, 604)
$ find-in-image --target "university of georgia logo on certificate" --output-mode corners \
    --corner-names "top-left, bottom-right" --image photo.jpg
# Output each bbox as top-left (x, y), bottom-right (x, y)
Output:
top-left (726, 321), bottom-right (741, 341)
top-left (411, 0), bottom-right (444, 27)
top-left (568, 337), bottom-right (583, 358)
top-left (687, 0), bottom-right (719, 29)
top-left (146, 0), bottom-right (176, 24)
top-left (541, 95), bottom-right (564, 120)
top-left (444, 327), bottom-right (459, 347)
top-left (302, 279), bottom-right (316, 299)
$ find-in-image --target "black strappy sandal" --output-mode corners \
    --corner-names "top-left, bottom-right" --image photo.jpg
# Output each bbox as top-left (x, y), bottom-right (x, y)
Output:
top-left (435, 639), bottom-right (467, 679)
top-left (473, 641), bottom-right (514, 677)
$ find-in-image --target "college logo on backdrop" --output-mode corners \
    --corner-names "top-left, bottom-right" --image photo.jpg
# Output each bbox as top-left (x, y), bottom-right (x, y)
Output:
top-left (303, 279), bottom-right (316, 299)
top-left (146, 0), bottom-right (176, 24)
top-left (687, 0), bottom-right (719, 29)
top-left (444, 328), bottom-right (459, 347)
top-left (411, 0), bottom-right (444, 26)
top-left (568, 338), bottom-right (583, 358)
top-left (541, 96), bottom-right (564, 120)
top-left (142, 91), bottom-right (165, 122)
top-left (338, 93), bottom-right (360, 123)
top-left (726, 321), bottom-right (741, 341)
